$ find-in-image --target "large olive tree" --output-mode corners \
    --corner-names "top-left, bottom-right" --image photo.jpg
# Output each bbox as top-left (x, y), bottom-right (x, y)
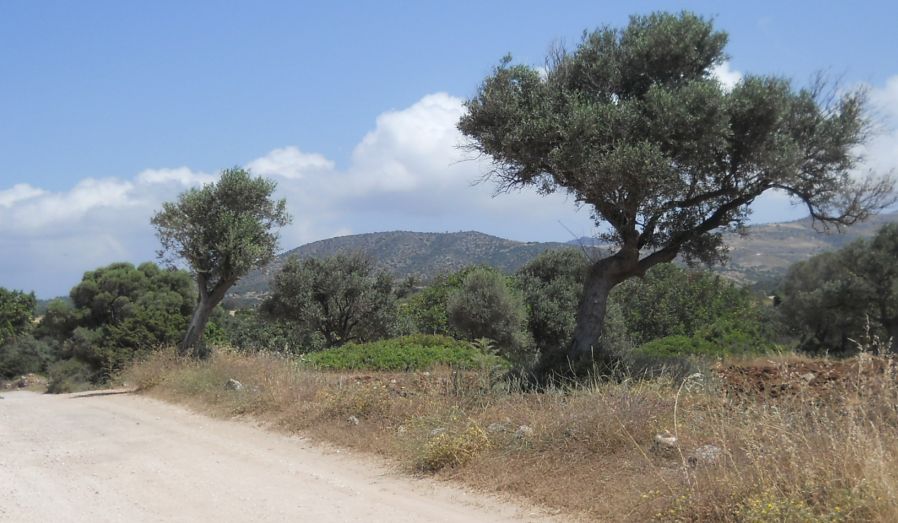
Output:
top-left (152, 168), bottom-right (290, 355)
top-left (458, 12), bottom-right (895, 375)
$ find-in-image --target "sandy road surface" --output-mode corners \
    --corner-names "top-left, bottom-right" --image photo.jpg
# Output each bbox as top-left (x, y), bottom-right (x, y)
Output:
top-left (0, 391), bottom-right (558, 522)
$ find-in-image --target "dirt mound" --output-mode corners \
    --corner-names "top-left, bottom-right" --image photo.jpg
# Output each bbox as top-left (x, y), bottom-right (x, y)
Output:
top-left (714, 355), bottom-right (896, 399)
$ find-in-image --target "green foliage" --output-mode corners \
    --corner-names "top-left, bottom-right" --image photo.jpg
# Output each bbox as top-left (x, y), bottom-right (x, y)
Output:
top-left (0, 287), bottom-right (36, 345)
top-left (780, 223), bottom-right (898, 353)
top-left (446, 267), bottom-right (532, 359)
top-left (0, 334), bottom-right (57, 378)
top-left (399, 267), bottom-right (486, 336)
top-left (262, 252), bottom-right (398, 347)
top-left (304, 334), bottom-right (505, 372)
top-left (516, 249), bottom-right (588, 355)
top-left (208, 308), bottom-right (324, 354)
top-left (611, 263), bottom-right (757, 345)
top-left (635, 317), bottom-right (774, 359)
top-left (50, 262), bottom-right (195, 382)
top-left (152, 167), bottom-right (291, 354)
top-left (401, 272), bottom-right (463, 336)
top-left (46, 358), bottom-right (95, 393)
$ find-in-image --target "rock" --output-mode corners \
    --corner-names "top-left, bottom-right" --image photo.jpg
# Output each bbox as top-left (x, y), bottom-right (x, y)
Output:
top-left (487, 422), bottom-right (507, 434)
top-left (225, 379), bottom-right (244, 391)
top-left (396, 425), bottom-right (407, 435)
top-left (514, 425), bottom-right (534, 439)
top-left (799, 372), bottom-right (816, 383)
top-left (688, 444), bottom-right (723, 466)
top-left (347, 415), bottom-right (360, 426)
top-left (429, 427), bottom-right (447, 437)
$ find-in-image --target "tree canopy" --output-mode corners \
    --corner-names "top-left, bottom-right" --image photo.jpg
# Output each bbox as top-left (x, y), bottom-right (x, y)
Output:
top-left (781, 223), bottom-right (898, 353)
top-left (458, 11), bottom-right (895, 376)
top-left (152, 168), bottom-right (290, 354)
top-left (262, 252), bottom-right (397, 347)
top-left (43, 262), bottom-right (195, 380)
top-left (0, 287), bottom-right (36, 345)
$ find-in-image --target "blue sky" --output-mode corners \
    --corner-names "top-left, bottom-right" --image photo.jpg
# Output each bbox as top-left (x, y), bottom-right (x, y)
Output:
top-left (1, 1), bottom-right (897, 296)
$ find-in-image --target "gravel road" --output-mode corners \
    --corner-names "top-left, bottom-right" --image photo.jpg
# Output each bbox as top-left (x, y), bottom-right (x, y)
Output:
top-left (0, 390), bottom-right (556, 522)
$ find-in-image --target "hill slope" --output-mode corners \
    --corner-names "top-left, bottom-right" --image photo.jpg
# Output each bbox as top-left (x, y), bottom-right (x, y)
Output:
top-left (228, 231), bottom-right (572, 303)
top-left (228, 212), bottom-right (898, 304)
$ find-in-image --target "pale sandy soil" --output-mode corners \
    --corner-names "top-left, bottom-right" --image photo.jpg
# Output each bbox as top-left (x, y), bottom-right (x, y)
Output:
top-left (0, 390), bottom-right (561, 522)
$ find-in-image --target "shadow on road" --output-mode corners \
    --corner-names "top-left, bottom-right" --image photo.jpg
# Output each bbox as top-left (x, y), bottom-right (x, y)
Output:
top-left (69, 388), bottom-right (138, 399)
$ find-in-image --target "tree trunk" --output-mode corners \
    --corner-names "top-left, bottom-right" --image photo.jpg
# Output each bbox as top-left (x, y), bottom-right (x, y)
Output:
top-left (179, 275), bottom-right (235, 357)
top-left (533, 255), bottom-right (633, 379)
top-left (179, 295), bottom-right (214, 357)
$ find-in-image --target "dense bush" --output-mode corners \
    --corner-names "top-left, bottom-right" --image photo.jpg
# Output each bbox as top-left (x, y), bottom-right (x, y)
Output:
top-left (262, 253), bottom-right (398, 347)
top-left (611, 263), bottom-right (758, 345)
top-left (446, 267), bottom-right (532, 360)
top-left (0, 287), bottom-right (44, 378)
top-left (516, 249), bottom-right (588, 357)
top-left (0, 288), bottom-right (36, 344)
top-left (304, 334), bottom-right (505, 371)
top-left (45, 262), bottom-right (194, 382)
top-left (207, 308), bottom-right (323, 354)
top-left (0, 335), bottom-right (57, 378)
top-left (780, 224), bottom-right (898, 354)
top-left (46, 358), bottom-right (95, 393)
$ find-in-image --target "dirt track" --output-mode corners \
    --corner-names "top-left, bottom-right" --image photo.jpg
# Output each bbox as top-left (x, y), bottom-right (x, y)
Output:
top-left (0, 391), bottom-right (556, 522)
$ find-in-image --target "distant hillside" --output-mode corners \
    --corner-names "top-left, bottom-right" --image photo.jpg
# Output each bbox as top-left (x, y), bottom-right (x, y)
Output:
top-left (718, 211), bottom-right (898, 288)
top-left (228, 212), bottom-right (898, 305)
top-left (228, 231), bottom-right (572, 305)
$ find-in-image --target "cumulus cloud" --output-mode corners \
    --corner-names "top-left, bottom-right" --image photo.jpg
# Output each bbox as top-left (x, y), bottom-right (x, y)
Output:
top-left (245, 146), bottom-right (334, 179)
top-left (711, 61), bottom-right (742, 91)
top-left (0, 184), bottom-right (45, 208)
top-left (862, 75), bottom-right (898, 176)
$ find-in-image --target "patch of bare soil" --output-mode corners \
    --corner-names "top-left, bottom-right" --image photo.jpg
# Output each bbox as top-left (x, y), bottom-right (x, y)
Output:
top-left (713, 355), bottom-right (896, 399)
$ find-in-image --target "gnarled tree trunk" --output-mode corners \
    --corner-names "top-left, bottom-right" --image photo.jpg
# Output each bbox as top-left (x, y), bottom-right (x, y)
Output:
top-left (179, 274), bottom-right (235, 357)
top-left (533, 252), bottom-right (640, 379)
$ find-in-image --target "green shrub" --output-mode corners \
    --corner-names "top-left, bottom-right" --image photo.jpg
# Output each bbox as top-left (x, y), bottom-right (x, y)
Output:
top-left (0, 335), bottom-right (56, 378)
top-left (304, 334), bottom-right (506, 371)
top-left (635, 317), bottom-right (775, 359)
top-left (447, 267), bottom-right (532, 360)
top-left (46, 358), bottom-right (95, 393)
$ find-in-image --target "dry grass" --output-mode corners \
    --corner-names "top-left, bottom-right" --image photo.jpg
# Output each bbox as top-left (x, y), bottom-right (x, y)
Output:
top-left (123, 347), bottom-right (898, 522)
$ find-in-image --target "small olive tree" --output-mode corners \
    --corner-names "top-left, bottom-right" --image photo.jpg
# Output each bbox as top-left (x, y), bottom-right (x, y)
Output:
top-left (152, 168), bottom-right (290, 355)
top-left (459, 11), bottom-right (894, 375)
top-left (261, 252), bottom-right (397, 347)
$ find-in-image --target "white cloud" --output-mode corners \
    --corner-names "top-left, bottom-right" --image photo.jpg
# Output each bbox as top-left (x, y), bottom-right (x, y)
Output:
top-left (245, 146), bottom-right (334, 179)
top-left (853, 75), bottom-right (898, 179)
top-left (136, 167), bottom-right (216, 186)
top-left (0, 184), bottom-right (45, 208)
top-left (712, 61), bottom-right (742, 91)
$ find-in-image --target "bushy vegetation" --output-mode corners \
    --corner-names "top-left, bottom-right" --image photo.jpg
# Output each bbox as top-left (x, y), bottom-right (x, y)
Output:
top-left (0, 287), bottom-right (49, 378)
top-left (37, 262), bottom-right (194, 384)
top-left (446, 267), bottom-right (531, 360)
top-left (303, 334), bottom-right (505, 371)
top-left (262, 252), bottom-right (398, 347)
top-left (207, 308), bottom-right (319, 354)
top-left (780, 223), bottom-right (898, 354)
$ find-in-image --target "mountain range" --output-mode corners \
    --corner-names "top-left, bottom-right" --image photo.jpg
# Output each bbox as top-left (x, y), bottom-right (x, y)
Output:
top-left (227, 211), bottom-right (898, 305)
